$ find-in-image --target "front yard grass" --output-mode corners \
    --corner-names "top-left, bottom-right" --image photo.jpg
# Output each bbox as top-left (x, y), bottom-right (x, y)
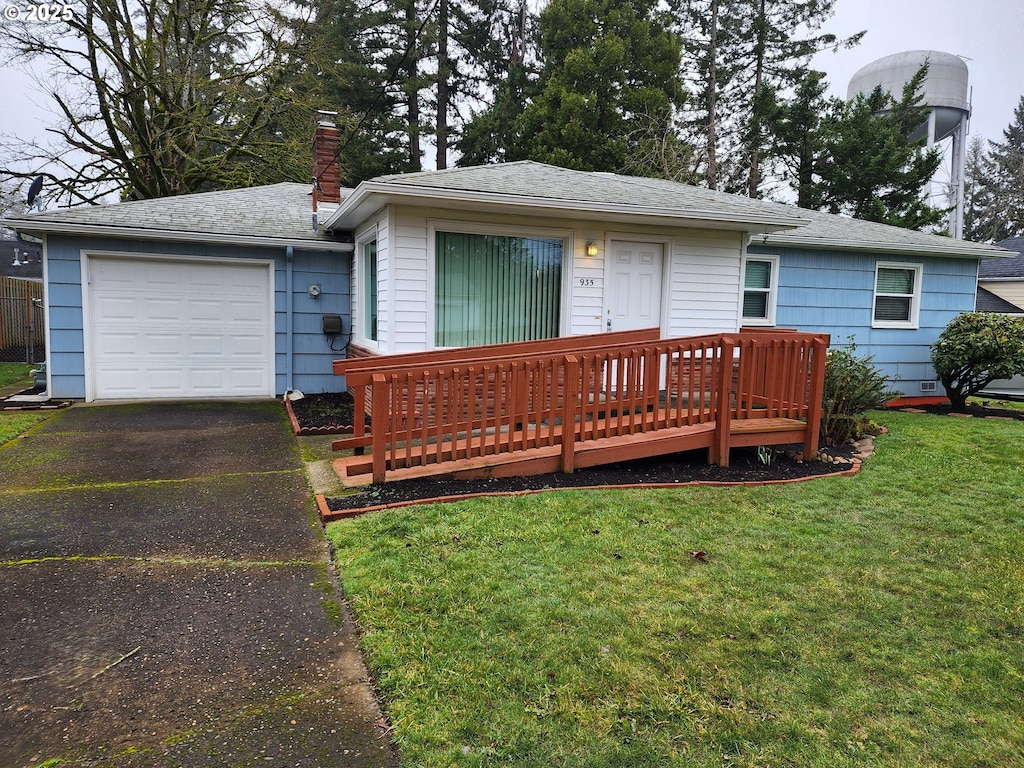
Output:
top-left (0, 364), bottom-right (52, 446)
top-left (327, 410), bottom-right (1024, 767)
top-left (0, 362), bottom-right (33, 390)
top-left (0, 411), bottom-right (52, 447)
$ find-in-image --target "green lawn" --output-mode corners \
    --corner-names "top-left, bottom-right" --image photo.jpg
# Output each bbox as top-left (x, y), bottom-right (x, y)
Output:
top-left (327, 410), bottom-right (1024, 767)
top-left (0, 362), bottom-right (34, 390)
top-left (0, 363), bottom-right (52, 445)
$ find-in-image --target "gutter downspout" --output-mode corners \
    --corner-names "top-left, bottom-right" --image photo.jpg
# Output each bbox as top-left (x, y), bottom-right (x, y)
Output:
top-left (286, 245), bottom-right (294, 393)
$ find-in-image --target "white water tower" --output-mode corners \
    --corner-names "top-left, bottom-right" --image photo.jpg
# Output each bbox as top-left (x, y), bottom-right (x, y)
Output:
top-left (848, 50), bottom-right (971, 238)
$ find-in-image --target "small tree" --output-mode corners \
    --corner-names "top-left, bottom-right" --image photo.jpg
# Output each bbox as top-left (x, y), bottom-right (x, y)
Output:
top-left (931, 312), bottom-right (1024, 411)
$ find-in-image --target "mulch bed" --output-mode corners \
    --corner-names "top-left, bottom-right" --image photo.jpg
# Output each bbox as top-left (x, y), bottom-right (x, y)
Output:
top-left (285, 390), bottom-right (366, 435)
top-left (322, 444), bottom-right (860, 514)
top-left (893, 401), bottom-right (1024, 420)
top-left (294, 394), bottom-right (1024, 513)
top-left (290, 393), bottom-right (864, 514)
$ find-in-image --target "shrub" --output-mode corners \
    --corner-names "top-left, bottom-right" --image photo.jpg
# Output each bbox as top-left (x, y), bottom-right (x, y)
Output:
top-left (821, 341), bottom-right (897, 443)
top-left (931, 312), bottom-right (1024, 412)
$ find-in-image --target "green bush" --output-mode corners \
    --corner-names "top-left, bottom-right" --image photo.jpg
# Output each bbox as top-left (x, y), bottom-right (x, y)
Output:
top-left (821, 341), bottom-right (897, 443)
top-left (931, 312), bottom-right (1024, 412)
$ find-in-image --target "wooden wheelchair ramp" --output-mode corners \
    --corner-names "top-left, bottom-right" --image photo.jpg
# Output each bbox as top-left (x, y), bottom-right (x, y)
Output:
top-left (332, 330), bottom-right (829, 487)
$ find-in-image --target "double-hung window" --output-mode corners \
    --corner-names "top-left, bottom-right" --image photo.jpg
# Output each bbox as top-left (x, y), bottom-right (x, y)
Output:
top-left (873, 263), bottom-right (922, 328)
top-left (741, 256), bottom-right (777, 325)
top-left (435, 231), bottom-right (563, 347)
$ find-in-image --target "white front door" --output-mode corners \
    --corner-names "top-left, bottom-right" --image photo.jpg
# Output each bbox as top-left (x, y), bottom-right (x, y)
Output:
top-left (605, 240), bottom-right (664, 333)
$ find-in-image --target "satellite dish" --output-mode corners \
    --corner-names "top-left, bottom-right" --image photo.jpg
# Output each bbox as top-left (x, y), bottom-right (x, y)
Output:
top-left (26, 176), bottom-right (43, 207)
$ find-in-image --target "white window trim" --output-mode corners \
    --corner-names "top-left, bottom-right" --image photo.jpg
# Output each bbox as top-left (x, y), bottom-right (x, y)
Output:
top-left (872, 261), bottom-right (923, 330)
top-left (353, 224), bottom-right (379, 350)
top-left (740, 254), bottom-right (778, 327)
top-left (426, 219), bottom-right (574, 350)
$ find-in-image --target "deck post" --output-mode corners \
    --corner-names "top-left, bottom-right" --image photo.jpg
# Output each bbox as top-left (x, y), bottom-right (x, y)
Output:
top-left (712, 338), bottom-right (735, 466)
top-left (371, 373), bottom-right (389, 484)
top-left (802, 335), bottom-right (830, 460)
top-left (561, 355), bottom-right (579, 473)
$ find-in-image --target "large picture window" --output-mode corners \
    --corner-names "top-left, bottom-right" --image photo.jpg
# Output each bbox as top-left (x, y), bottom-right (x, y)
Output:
top-left (435, 232), bottom-right (562, 347)
top-left (873, 263), bottom-right (922, 328)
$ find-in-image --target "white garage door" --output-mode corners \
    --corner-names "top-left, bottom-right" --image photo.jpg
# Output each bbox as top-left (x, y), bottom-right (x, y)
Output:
top-left (86, 255), bottom-right (274, 400)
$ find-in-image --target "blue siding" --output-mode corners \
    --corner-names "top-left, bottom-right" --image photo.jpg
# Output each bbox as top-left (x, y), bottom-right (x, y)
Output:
top-left (44, 234), bottom-right (350, 399)
top-left (749, 244), bottom-right (979, 398)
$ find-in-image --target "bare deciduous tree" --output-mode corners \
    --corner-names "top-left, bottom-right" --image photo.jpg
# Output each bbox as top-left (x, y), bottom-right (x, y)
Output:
top-left (1, 0), bottom-right (315, 204)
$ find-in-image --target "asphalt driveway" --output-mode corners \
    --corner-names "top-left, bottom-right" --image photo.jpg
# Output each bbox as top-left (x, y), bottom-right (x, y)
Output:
top-left (0, 401), bottom-right (397, 768)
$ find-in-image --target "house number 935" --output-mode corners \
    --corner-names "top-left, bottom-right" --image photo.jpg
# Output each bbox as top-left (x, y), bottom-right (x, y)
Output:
top-left (578, 278), bottom-right (595, 287)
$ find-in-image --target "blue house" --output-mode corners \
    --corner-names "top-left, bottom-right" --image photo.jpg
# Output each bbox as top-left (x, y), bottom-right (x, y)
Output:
top-left (749, 208), bottom-right (1008, 399)
top-left (3, 121), bottom-right (1008, 402)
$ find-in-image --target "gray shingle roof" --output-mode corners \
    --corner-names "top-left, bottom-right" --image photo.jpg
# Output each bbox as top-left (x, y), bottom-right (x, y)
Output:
top-left (978, 237), bottom-right (1024, 278)
top-left (760, 204), bottom-right (1008, 259)
top-left (976, 287), bottom-right (1024, 313)
top-left (3, 183), bottom-right (354, 250)
top-left (369, 162), bottom-right (1008, 258)
top-left (372, 161), bottom-right (807, 225)
top-left (1, 162), bottom-right (1013, 262)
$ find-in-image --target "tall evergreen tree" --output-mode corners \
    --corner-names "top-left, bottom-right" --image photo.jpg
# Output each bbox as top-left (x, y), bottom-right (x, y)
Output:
top-left (961, 135), bottom-right (994, 242)
top-left (510, 0), bottom-right (685, 174)
top-left (302, 0), bottom-right (413, 184)
top-left (680, 0), bottom-right (862, 196)
top-left (772, 68), bottom-right (838, 208)
top-left (980, 95), bottom-right (1024, 240)
top-left (0, 0), bottom-right (317, 203)
top-left (810, 66), bottom-right (945, 230)
top-left (451, 0), bottom-right (535, 166)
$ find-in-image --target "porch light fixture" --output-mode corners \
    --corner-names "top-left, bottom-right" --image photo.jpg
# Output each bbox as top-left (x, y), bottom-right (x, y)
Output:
top-left (585, 241), bottom-right (599, 257)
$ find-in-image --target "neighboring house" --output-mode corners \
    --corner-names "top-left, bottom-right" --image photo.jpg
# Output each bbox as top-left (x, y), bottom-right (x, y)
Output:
top-left (1, 120), bottom-right (1010, 402)
top-left (0, 238), bottom-right (43, 281)
top-left (977, 236), bottom-right (1024, 311)
top-left (977, 236), bottom-right (1024, 398)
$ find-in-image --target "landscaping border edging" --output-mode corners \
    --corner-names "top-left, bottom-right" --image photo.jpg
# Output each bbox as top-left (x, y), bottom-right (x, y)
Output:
top-left (316, 458), bottom-right (862, 521)
top-left (284, 397), bottom-right (355, 436)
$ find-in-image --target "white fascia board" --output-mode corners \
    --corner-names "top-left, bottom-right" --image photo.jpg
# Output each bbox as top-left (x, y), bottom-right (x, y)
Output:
top-left (322, 182), bottom-right (809, 233)
top-left (2, 220), bottom-right (354, 252)
top-left (762, 234), bottom-right (1012, 260)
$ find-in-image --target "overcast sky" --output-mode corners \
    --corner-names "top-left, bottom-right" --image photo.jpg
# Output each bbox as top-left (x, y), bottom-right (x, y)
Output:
top-left (1, 0), bottom-right (1022, 186)
top-left (811, 0), bottom-right (1024, 146)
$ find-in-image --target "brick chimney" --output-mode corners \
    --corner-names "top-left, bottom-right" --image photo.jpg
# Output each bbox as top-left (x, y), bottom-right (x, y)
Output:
top-left (312, 111), bottom-right (341, 205)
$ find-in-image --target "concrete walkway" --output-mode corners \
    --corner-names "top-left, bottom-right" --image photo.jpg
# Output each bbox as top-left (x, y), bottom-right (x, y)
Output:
top-left (0, 401), bottom-right (397, 768)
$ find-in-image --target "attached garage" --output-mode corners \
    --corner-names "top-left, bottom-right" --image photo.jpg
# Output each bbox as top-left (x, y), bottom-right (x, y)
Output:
top-left (83, 253), bottom-right (275, 400)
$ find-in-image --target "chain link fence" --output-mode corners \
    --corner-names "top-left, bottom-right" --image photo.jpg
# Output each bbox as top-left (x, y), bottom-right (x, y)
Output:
top-left (0, 276), bottom-right (45, 364)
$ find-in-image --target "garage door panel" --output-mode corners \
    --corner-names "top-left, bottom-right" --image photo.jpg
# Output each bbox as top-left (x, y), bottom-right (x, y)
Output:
top-left (149, 334), bottom-right (185, 356)
top-left (88, 256), bottom-right (273, 400)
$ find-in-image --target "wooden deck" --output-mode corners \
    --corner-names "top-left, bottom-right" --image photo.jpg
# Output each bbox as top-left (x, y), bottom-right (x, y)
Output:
top-left (332, 330), bottom-right (829, 486)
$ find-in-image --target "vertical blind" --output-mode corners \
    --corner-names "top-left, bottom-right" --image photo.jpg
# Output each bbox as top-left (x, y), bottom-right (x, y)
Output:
top-left (364, 240), bottom-right (378, 340)
top-left (742, 259), bottom-right (772, 319)
top-left (874, 267), bottom-right (915, 322)
top-left (435, 232), bottom-right (562, 347)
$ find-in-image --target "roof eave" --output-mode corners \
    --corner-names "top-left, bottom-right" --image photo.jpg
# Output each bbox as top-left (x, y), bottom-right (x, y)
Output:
top-left (760, 234), bottom-right (1011, 259)
top-left (1, 219), bottom-right (354, 252)
top-left (323, 182), bottom-right (808, 233)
